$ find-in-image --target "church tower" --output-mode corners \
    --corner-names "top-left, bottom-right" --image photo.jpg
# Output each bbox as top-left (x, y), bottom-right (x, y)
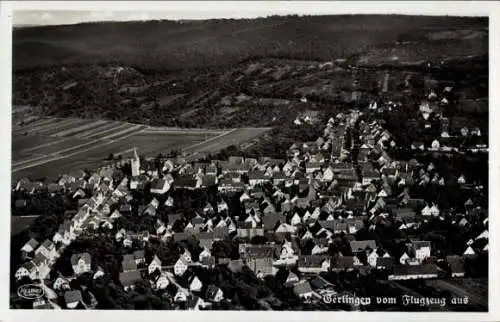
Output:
top-left (131, 147), bottom-right (140, 177)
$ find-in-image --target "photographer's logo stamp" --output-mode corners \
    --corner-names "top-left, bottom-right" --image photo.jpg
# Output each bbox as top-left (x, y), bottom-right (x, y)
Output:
top-left (17, 284), bottom-right (44, 300)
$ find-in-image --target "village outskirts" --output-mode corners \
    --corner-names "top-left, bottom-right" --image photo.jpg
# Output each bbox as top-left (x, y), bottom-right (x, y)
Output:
top-left (12, 85), bottom-right (488, 310)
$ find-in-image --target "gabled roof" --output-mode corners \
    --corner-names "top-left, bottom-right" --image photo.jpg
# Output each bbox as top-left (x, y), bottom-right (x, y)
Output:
top-left (310, 276), bottom-right (334, 290)
top-left (23, 238), bottom-right (39, 250)
top-left (350, 240), bottom-right (376, 252)
top-left (391, 264), bottom-right (438, 276)
top-left (133, 250), bottom-right (145, 259)
top-left (176, 176), bottom-right (197, 188)
top-left (119, 270), bottom-right (142, 286)
top-left (41, 239), bottom-right (55, 250)
top-left (293, 281), bottom-right (313, 295)
top-left (376, 257), bottom-right (395, 268)
top-left (70, 252), bottom-right (91, 266)
top-left (122, 260), bottom-right (137, 272)
top-left (64, 290), bottom-right (82, 304)
top-left (205, 284), bottom-right (222, 300)
top-left (297, 255), bottom-right (329, 268)
top-left (242, 245), bottom-right (279, 259)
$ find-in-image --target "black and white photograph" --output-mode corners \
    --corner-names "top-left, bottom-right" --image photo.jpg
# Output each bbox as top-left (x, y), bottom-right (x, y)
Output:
top-left (3, 1), bottom-right (499, 319)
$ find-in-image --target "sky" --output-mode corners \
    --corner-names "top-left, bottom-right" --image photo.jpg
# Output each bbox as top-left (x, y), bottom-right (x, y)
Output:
top-left (13, 10), bottom-right (278, 26)
top-left (10, 1), bottom-right (493, 26)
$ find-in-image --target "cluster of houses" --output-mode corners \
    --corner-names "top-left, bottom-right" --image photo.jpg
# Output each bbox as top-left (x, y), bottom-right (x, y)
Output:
top-left (14, 171), bottom-right (130, 309)
top-left (13, 90), bottom-right (488, 309)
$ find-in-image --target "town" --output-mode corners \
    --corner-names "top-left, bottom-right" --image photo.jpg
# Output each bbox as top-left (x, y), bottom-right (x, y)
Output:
top-left (11, 85), bottom-right (488, 311)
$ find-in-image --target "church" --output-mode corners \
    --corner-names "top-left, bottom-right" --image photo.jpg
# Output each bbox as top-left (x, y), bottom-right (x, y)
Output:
top-left (131, 148), bottom-right (140, 177)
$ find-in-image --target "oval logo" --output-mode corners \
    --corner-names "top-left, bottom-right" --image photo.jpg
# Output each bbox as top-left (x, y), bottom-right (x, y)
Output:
top-left (17, 284), bottom-right (44, 300)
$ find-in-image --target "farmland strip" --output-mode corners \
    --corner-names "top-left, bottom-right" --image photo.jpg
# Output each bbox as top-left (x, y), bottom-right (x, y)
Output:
top-left (183, 128), bottom-right (237, 153)
top-left (75, 121), bottom-right (120, 138)
top-left (18, 137), bottom-right (73, 153)
top-left (82, 123), bottom-right (130, 139)
top-left (95, 124), bottom-right (145, 141)
top-left (12, 118), bottom-right (60, 135)
top-left (52, 119), bottom-right (108, 137)
top-left (12, 127), bottom-right (146, 172)
top-left (38, 118), bottom-right (88, 136)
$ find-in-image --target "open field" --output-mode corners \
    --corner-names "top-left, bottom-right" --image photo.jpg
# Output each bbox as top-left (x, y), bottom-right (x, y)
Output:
top-left (12, 114), bottom-right (269, 182)
top-left (183, 127), bottom-right (272, 154)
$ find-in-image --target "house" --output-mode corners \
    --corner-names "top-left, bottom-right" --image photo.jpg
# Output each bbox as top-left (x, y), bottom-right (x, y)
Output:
top-left (109, 210), bottom-right (123, 221)
top-left (122, 258), bottom-right (137, 272)
top-left (164, 196), bottom-right (174, 208)
top-left (205, 285), bottom-right (224, 302)
top-left (284, 271), bottom-right (300, 287)
top-left (241, 244), bottom-right (279, 259)
top-left (475, 230), bottom-right (488, 240)
top-left (218, 179), bottom-right (245, 193)
top-left (305, 162), bottom-right (322, 174)
top-left (430, 139), bottom-right (440, 151)
top-left (174, 256), bottom-right (189, 276)
top-left (310, 275), bottom-right (336, 293)
top-left (201, 257), bottom-right (216, 268)
top-left (228, 156), bottom-right (244, 165)
top-left (362, 170), bottom-right (380, 185)
top-left (15, 199), bottom-right (27, 209)
top-left (463, 246), bottom-right (476, 256)
top-left (446, 255), bottom-right (465, 278)
top-left (412, 241), bottom-right (431, 262)
top-left (189, 275), bottom-right (203, 292)
top-left (273, 172), bottom-right (287, 185)
top-left (421, 205), bottom-right (432, 216)
top-left (71, 253), bottom-right (92, 275)
top-left (174, 289), bottom-right (189, 303)
top-left (206, 164), bottom-right (218, 175)
top-left (15, 178), bottom-right (35, 193)
top-left (388, 264), bottom-right (439, 280)
top-left (15, 261), bottom-right (38, 280)
top-left (123, 235), bottom-right (133, 248)
top-left (93, 266), bottom-right (105, 279)
top-left (133, 250), bottom-right (146, 265)
top-left (297, 255), bottom-right (330, 273)
top-left (119, 270), bottom-right (142, 291)
top-left (64, 290), bottom-right (83, 309)
top-left (201, 174), bottom-right (217, 187)
top-left (350, 240), bottom-right (376, 253)
top-left (154, 273), bottom-right (170, 290)
top-left (181, 248), bottom-right (192, 262)
top-left (176, 176), bottom-right (199, 190)
top-left (331, 256), bottom-right (357, 271)
top-left (293, 280), bottom-right (314, 300)
top-left (53, 276), bottom-right (71, 291)
top-left (33, 255), bottom-right (50, 280)
top-left (376, 257), bottom-right (395, 270)
top-left (322, 167), bottom-right (335, 182)
top-left (248, 171), bottom-right (269, 186)
top-left (21, 238), bottom-right (39, 255)
top-left (399, 252), bottom-right (410, 265)
top-left (311, 239), bottom-right (329, 255)
top-left (367, 249), bottom-right (379, 267)
top-left (216, 199), bottom-right (229, 213)
top-left (150, 179), bottom-right (170, 194)
top-left (246, 258), bottom-right (277, 279)
top-left (227, 259), bottom-right (244, 273)
top-left (35, 240), bottom-right (58, 261)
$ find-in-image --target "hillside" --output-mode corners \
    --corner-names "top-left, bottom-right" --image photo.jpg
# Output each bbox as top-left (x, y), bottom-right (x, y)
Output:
top-left (13, 15), bottom-right (488, 71)
top-left (12, 15), bottom-right (488, 129)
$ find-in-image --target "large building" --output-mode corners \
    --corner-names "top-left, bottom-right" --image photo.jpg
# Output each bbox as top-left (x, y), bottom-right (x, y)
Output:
top-left (131, 148), bottom-right (140, 177)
